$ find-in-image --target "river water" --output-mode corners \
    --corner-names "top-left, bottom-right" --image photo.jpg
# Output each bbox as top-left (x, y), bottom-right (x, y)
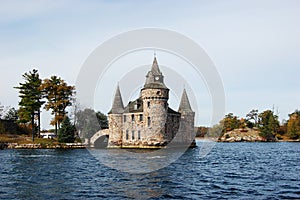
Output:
top-left (1, 141), bottom-right (299, 199)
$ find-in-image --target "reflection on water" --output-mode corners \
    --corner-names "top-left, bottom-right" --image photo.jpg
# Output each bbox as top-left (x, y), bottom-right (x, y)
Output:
top-left (1, 142), bottom-right (300, 199)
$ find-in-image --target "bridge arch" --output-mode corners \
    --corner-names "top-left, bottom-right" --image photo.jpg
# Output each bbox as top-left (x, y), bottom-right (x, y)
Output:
top-left (90, 129), bottom-right (109, 148)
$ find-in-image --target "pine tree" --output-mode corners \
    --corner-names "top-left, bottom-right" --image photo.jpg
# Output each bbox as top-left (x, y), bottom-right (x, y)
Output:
top-left (14, 69), bottom-right (44, 141)
top-left (258, 110), bottom-right (279, 141)
top-left (58, 116), bottom-right (75, 143)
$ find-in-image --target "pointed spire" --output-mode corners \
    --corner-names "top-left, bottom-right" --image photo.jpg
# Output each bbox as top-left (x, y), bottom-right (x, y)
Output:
top-left (151, 57), bottom-right (162, 76)
top-left (144, 57), bottom-right (167, 89)
top-left (178, 89), bottom-right (193, 113)
top-left (109, 84), bottom-right (124, 114)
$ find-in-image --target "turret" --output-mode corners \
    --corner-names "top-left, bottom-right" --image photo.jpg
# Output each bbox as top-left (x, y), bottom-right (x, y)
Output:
top-left (141, 57), bottom-right (169, 142)
top-left (107, 84), bottom-right (124, 148)
top-left (178, 89), bottom-right (196, 146)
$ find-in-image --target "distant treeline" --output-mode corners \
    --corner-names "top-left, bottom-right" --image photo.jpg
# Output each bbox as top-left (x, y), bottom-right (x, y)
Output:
top-left (196, 109), bottom-right (300, 140)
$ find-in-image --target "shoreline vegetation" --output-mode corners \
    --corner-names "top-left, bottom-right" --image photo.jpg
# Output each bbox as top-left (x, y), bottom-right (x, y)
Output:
top-left (1, 70), bottom-right (300, 149)
top-left (1, 132), bottom-right (299, 150)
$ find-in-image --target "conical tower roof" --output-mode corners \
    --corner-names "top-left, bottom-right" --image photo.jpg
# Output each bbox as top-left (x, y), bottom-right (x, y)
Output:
top-left (109, 84), bottom-right (124, 114)
top-left (151, 57), bottom-right (162, 76)
top-left (178, 89), bottom-right (193, 113)
top-left (144, 57), bottom-right (167, 89)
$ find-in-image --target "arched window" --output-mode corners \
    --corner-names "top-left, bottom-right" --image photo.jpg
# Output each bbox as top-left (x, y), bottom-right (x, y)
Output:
top-left (139, 114), bottom-right (143, 121)
top-left (148, 117), bottom-right (151, 127)
top-left (147, 102), bottom-right (150, 108)
top-left (131, 114), bottom-right (135, 121)
top-left (138, 130), bottom-right (141, 140)
top-left (132, 130), bottom-right (135, 140)
top-left (126, 130), bottom-right (129, 140)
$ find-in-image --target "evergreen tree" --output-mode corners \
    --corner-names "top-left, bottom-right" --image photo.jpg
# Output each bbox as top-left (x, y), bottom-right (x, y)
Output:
top-left (14, 69), bottom-right (44, 141)
top-left (58, 116), bottom-right (75, 143)
top-left (40, 76), bottom-right (75, 134)
top-left (258, 110), bottom-right (279, 141)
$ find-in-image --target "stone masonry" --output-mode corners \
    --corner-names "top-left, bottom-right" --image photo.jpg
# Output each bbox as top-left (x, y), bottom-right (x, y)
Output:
top-left (107, 57), bottom-right (196, 148)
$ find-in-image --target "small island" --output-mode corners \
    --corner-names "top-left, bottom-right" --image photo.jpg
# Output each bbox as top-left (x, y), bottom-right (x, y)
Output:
top-left (196, 110), bottom-right (300, 142)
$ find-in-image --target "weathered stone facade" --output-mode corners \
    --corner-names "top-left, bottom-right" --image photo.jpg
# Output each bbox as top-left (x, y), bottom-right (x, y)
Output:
top-left (107, 57), bottom-right (195, 148)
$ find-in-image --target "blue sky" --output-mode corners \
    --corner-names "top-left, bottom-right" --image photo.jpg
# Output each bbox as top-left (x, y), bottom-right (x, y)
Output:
top-left (0, 0), bottom-right (299, 129)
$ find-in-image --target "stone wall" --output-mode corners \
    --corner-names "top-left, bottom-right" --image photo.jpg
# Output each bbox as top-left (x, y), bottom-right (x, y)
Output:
top-left (166, 113), bottom-right (181, 141)
top-left (175, 111), bottom-right (195, 145)
top-left (107, 114), bottom-right (123, 148)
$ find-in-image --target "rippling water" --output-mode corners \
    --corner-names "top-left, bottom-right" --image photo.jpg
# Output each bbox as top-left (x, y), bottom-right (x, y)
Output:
top-left (1, 141), bottom-right (299, 199)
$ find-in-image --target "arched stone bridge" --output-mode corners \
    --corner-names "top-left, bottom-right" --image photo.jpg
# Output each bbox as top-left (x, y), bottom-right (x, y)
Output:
top-left (90, 129), bottom-right (109, 148)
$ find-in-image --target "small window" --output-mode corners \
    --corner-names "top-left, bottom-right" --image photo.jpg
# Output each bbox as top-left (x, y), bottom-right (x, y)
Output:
top-left (138, 130), bottom-right (141, 140)
top-left (126, 130), bottom-right (129, 140)
top-left (131, 114), bottom-right (135, 121)
top-left (148, 117), bottom-right (151, 127)
top-left (147, 102), bottom-right (150, 108)
top-left (124, 115), bottom-right (126, 122)
top-left (132, 131), bottom-right (135, 140)
top-left (139, 114), bottom-right (143, 121)
top-left (156, 91), bottom-right (161, 95)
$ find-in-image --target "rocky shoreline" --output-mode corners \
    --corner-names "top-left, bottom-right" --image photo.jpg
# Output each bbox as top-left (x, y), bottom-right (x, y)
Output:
top-left (218, 128), bottom-right (267, 142)
top-left (217, 128), bottom-right (300, 142)
top-left (0, 142), bottom-right (86, 149)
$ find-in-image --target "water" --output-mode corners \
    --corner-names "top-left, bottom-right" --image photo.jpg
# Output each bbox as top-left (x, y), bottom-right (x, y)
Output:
top-left (1, 141), bottom-right (299, 199)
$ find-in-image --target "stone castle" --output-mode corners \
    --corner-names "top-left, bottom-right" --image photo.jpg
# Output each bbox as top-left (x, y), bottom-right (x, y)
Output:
top-left (107, 57), bottom-right (196, 148)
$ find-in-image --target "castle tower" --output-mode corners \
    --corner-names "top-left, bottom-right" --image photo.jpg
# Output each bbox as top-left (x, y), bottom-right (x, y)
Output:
top-left (178, 89), bottom-right (196, 146)
top-left (107, 84), bottom-right (124, 148)
top-left (141, 57), bottom-right (169, 143)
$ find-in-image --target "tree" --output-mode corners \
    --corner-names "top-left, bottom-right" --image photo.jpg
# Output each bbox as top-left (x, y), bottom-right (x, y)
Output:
top-left (0, 102), bottom-right (4, 119)
top-left (76, 108), bottom-right (108, 139)
top-left (96, 111), bottom-right (108, 129)
top-left (221, 113), bottom-right (241, 133)
top-left (287, 110), bottom-right (300, 139)
top-left (58, 116), bottom-right (75, 143)
top-left (40, 76), bottom-right (75, 135)
top-left (246, 109), bottom-right (259, 128)
top-left (3, 107), bottom-right (18, 121)
top-left (258, 110), bottom-right (279, 141)
top-left (14, 69), bottom-right (44, 141)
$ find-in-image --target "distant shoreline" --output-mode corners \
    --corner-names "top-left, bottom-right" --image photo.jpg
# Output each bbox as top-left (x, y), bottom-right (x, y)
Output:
top-left (1, 138), bottom-right (299, 150)
top-left (195, 137), bottom-right (300, 142)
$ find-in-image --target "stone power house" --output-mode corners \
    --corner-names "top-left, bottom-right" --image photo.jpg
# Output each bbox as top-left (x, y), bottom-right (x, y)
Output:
top-left (108, 58), bottom-right (196, 148)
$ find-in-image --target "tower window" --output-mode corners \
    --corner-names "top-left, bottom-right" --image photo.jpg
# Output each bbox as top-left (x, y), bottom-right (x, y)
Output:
top-left (147, 102), bottom-right (150, 108)
top-left (126, 130), bottom-right (129, 140)
top-left (156, 91), bottom-right (161, 95)
top-left (138, 130), bottom-right (141, 140)
top-left (131, 114), bottom-right (135, 121)
top-left (132, 131), bottom-right (135, 140)
top-left (139, 114), bottom-right (143, 121)
top-left (124, 115), bottom-right (126, 122)
top-left (148, 117), bottom-right (151, 127)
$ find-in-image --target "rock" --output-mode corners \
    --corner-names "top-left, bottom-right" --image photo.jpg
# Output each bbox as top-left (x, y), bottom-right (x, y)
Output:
top-left (218, 128), bottom-right (271, 142)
